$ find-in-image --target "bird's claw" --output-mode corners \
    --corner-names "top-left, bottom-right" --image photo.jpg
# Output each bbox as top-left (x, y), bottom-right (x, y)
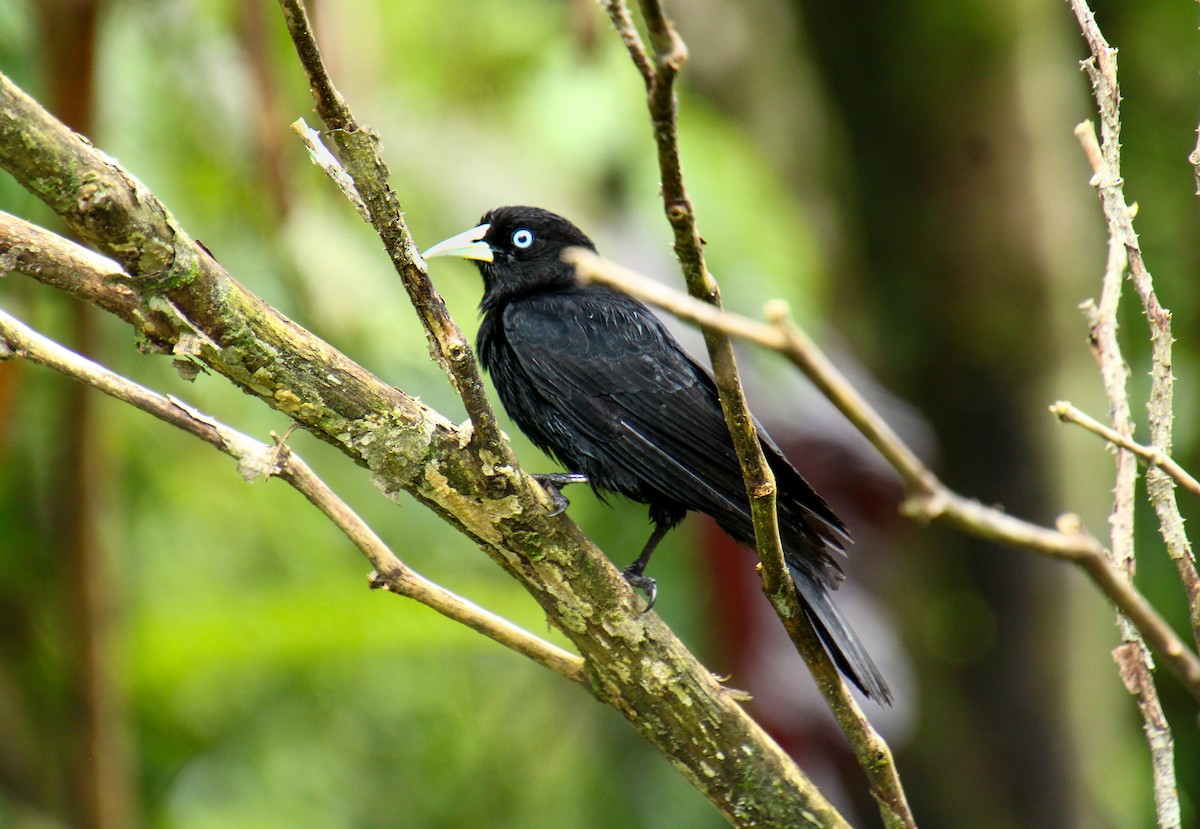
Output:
top-left (621, 569), bottom-right (658, 614)
top-left (540, 483), bottom-right (571, 516)
top-left (532, 473), bottom-right (587, 517)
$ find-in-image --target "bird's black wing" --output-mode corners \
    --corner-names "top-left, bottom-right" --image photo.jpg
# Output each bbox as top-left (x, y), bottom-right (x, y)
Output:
top-left (502, 288), bottom-right (738, 507)
top-left (502, 286), bottom-right (845, 560)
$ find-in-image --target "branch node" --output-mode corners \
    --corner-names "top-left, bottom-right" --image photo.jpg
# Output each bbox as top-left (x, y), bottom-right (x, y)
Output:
top-left (290, 117), bottom-right (369, 220)
top-left (267, 424), bottom-right (301, 475)
top-left (751, 480), bottom-right (775, 499)
top-left (665, 202), bottom-right (690, 224)
top-left (762, 298), bottom-right (790, 325)
top-left (663, 38), bottom-right (688, 71)
top-left (900, 491), bottom-right (944, 524)
top-left (1055, 513), bottom-right (1085, 536)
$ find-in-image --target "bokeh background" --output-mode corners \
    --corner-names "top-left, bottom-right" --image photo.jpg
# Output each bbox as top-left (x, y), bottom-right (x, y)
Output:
top-left (1, 0), bottom-right (1198, 827)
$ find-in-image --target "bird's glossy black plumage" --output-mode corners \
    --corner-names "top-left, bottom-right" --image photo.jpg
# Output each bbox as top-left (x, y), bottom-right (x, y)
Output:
top-left (425, 206), bottom-right (890, 703)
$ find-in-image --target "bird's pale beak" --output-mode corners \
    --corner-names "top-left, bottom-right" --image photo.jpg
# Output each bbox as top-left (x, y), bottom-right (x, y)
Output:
top-left (422, 223), bottom-right (494, 263)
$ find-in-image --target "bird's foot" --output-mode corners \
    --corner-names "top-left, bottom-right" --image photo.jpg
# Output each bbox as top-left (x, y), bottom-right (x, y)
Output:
top-left (620, 568), bottom-right (658, 614)
top-left (531, 473), bottom-right (588, 517)
top-left (537, 483), bottom-right (570, 516)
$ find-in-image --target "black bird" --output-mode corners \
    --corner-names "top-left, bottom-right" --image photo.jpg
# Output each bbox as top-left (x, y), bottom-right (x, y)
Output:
top-left (424, 206), bottom-right (890, 703)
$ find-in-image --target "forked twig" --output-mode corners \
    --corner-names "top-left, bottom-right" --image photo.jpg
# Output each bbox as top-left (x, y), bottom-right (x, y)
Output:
top-left (277, 0), bottom-right (507, 462)
top-left (568, 246), bottom-right (1200, 706)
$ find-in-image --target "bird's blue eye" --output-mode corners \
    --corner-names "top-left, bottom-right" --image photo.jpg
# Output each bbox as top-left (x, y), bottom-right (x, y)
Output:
top-left (512, 229), bottom-right (534, 249)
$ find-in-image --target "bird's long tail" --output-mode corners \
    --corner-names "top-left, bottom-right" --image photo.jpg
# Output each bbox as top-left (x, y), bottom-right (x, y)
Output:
top-left (790, 565), bottom-right (892, 705)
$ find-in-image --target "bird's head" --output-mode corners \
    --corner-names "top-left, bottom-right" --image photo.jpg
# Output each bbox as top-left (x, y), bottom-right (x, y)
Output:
top-left (423, 206), bottom-right (596, 307)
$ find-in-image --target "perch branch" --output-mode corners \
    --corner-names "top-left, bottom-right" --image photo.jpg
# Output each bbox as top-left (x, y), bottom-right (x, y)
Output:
top-left (0, 66), bottom-right (851, 828)
top-left (567, 246), bottom-right (1200, 705)
top-left (599, 0), bottom-right (791, 637)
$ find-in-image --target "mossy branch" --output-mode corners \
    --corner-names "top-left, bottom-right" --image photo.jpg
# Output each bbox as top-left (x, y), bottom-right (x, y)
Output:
top-left (0, 68), bottom-right (849, 829)
top-left (0, 294), bottom-right (585, 682)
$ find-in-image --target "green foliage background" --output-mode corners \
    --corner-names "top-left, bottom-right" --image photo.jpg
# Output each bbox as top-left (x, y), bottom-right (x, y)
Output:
top-left (0, 0), bottom-right (1197, 827)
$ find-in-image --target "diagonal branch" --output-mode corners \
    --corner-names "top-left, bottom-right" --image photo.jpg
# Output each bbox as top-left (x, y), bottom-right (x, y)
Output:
top-left (598, 3), bottom-right (915, 827)
top-left (599, 0), bottom-right (791, 634)
top-left (568, 251), bottom-right (937, 495)
top-left (0, 68), bottom-right (852, 828)
top-left (567, 247), bottom-right (1200, 706)
top-left (1050, 402), bottom-right (1200, 502)
top-left (277, 0), bottom-right (506, 462)
top-left (0, 306), bottom-right (586, 684)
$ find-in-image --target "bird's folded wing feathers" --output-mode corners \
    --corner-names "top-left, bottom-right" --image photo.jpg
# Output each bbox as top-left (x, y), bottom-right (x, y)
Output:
top-left (504, 292), bottom-right (747, 502)
top-left (502, 290), bottom-right (847, 552)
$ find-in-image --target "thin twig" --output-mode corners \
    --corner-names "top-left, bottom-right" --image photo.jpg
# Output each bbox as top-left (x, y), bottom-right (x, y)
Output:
top-left (291, 117), bottom-right (368, 220)
top-left (599, 0), bottom-right (791, 662)
top-left (1071, 8), bottom-right (1199, 647)
top-left (1074, 125), bottom-right (1200, 640)
top-left (568, 246), bottom-right (1200, 705)
top-left (597, 4), bottom-right (915, 825)
top-left (597, 0), bottom-right (654, 84)
top-left (567, 250), bottom-right (936, 493)
top-left (0, 307), bottom-right (587, 684)
top-left (1077, 227), bottom-right (1175, 829)
top-left (1069, 3), bottom-right (1190, 824)
top-left (277, 0), bottom-right (508, 463)
top-left (1050, 401), bottom-right (1200, 501)
top-left (1070, 3), bottom-right (1188, 825)
top-left (597, 0), bottom-right (789, 604)
top-left (277, 448), bottom-right (585, 682)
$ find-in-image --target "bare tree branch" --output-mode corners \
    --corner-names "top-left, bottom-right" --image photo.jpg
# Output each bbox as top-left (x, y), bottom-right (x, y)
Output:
top-left (0, 302), bottom-right (586, 683)
top-left (1068, 3), bottom-right (1183, 825)
top-left (276, 0), bottom-right (508, 464)
top-left (1075, 195), bottom-right (1177, 829)
top-left (1050, 401), bottom-right (1200, 502)
top-left (567, 246), bottom-right (1200, 706)
top-left (596, 5), bottom-right (915, 827)
top-left (567, 250), bottom-right (935, 493)
top-left (598, 0), bottom-right (791, 645)
top-left (291, 117), bottom-right (368, 220)
top-left (1070, 4), bottom-right (1199, 646)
